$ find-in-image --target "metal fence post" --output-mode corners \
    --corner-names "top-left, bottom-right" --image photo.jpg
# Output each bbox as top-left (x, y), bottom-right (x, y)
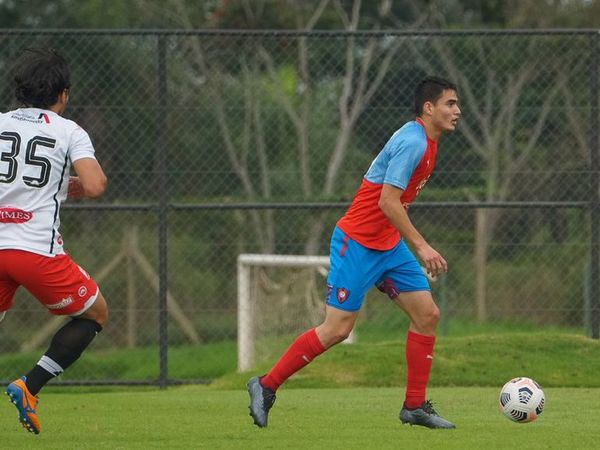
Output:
top-left (590, 32), bottom-right (599, 340)
top-left (157, 35), bottom-right (170, 385)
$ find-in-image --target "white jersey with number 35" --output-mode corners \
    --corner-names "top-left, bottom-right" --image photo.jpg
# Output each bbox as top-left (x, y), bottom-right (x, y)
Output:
top-left (0, 108), bottom-right (96, 256)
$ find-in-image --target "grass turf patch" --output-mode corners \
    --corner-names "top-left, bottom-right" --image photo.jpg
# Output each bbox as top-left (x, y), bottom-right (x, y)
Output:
top-left (1, 386), bottom-right (599, 449)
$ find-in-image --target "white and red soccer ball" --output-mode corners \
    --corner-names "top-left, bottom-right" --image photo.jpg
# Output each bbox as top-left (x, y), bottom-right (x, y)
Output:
top-left (499, 377), bottom-right (545, 423)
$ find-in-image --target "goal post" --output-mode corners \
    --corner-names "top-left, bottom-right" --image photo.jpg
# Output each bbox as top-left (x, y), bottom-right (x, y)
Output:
top-left (237, 253), bottom-right (355, 372)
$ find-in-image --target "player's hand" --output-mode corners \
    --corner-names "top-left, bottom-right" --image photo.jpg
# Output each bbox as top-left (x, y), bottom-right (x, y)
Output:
top-left (415, 244), bottom-right (448, 278)
top-left (67, 176), bottom-right (85, 199)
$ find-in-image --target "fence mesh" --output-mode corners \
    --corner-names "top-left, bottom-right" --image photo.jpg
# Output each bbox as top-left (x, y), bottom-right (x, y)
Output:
top-left (0, 30), bottom-right (598, 384)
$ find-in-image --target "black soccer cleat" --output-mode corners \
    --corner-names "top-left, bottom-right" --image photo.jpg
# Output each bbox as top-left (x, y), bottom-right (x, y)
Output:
top-left (400, 400), bottom-right (455, 429)
top-left (247, 376), bottom-right (276, 428)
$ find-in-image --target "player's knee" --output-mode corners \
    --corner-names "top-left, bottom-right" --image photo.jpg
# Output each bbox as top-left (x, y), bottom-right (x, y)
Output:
top-left (98, 300), bottom-right (109, 326)
top-left (330, 325), bottom-right (353, 345)
top-left (80, 295), bottom-right (108, 326)
top-left (430, 305), bottom-right (441, 325)
top-left (83, 307), bottom-right (108, 327)
top-left (95, 293), bottom-right (108, 326)
top-left (414, 305), bottom-right (440, 333)
top-left (318, 324), bottom-right (352, 347)
top-left (333, 332), bottom-right (350, 345)
top-left (94, 306), bottom-right (108, 327)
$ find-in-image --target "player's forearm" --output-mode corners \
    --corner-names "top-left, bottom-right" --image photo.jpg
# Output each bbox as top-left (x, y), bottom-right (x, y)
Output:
top-left (67, 175), bottom-right (107, 199)
top-left (80, 176), bottom-right (107, 198)
top-left (379, 197), bottom-right (428, 249)
top-left (72, 158), bottom-right (108, 198)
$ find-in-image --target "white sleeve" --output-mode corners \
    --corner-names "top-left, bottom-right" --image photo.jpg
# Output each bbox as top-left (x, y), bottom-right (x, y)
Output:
top-left (68, 126), bottom-right (97, 163)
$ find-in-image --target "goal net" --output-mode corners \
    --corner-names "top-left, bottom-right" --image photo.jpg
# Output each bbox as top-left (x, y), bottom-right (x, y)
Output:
top-left (237, 254), bottom-right (355, 372)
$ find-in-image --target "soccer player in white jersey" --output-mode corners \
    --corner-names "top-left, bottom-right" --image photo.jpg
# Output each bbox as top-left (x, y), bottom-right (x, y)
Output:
top-left (0, 48), bottom-right (108, 435)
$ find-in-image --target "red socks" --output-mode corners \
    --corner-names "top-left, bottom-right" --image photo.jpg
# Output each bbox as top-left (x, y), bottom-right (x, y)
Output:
top-left (404, 330), bottom-right (436, 408)
top-left (259, 328), bottom-right (434, 404)
top-left (260, 328), bottom-right (326, 392)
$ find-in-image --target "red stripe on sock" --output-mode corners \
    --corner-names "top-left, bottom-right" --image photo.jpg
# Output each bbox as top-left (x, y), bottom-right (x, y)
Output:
top-left (404, 330), bottom-right (436, 409)
top-left (260, 328), bottom-right (325, 392)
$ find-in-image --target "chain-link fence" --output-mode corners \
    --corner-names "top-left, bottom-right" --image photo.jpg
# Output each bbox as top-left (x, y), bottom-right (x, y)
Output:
top-left (0, 29), bottom-right (598, 385)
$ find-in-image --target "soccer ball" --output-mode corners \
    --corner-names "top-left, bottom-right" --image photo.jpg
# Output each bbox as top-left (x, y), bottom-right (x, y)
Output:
top-left (499, 377), bottom-right (545, 423)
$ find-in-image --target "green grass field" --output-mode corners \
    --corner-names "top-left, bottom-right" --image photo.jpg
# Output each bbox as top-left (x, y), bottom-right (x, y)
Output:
top-left (2, 386), bottom-right (600, 449)
top-left (1, 332), bottom-right (599, 448)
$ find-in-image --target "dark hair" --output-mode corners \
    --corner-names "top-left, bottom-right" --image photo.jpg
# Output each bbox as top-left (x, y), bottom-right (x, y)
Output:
top-left (12, 47), bottom-right (71, 109)
top-left (414, 76), bottom-right (457, 116)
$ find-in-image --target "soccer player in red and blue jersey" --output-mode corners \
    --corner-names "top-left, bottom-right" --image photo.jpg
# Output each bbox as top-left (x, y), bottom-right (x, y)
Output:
top-left (248, 76), bottom-right (461, 429)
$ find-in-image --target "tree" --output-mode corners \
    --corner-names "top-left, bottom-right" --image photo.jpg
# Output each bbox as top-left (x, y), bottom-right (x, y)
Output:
top-left (405, 30), bottom-right (585, 320)
top-left (145, 0), bottom-right (436, 255)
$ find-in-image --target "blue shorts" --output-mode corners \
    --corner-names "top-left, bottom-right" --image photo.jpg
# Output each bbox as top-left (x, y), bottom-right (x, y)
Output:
top-left (325, 226), bottom-right (430, 312)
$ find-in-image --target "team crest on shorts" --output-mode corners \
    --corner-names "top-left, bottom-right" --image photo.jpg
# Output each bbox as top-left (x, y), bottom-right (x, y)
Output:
top-left (336, 288), bottom-right (350, 303)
